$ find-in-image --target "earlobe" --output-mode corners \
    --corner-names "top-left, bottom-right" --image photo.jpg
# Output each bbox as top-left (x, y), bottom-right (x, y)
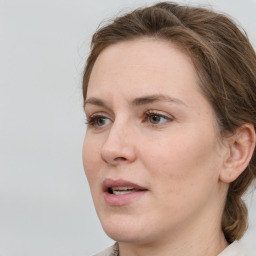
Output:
top-left (219, 124), bottom-right (256, 183)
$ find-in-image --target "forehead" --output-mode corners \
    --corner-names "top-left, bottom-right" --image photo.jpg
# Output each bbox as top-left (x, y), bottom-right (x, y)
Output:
top-left (87, 38), bottom-right (200, 101)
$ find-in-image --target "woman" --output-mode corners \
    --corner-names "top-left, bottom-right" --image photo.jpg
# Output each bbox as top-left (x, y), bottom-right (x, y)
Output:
top-left (82, 2), bottom-right (256, 256)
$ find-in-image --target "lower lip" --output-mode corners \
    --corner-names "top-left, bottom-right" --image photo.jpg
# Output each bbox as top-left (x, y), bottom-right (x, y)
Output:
top-left (104, 191), bottom-right (147, 206)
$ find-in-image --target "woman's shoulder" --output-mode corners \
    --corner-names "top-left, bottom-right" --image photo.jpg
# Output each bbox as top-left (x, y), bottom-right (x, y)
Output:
top-left (92, 243), bottom-right (119, 256)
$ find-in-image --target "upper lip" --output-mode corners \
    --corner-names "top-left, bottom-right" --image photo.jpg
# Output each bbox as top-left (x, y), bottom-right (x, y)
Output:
top-left (102, 178), bottom-right (148, 192)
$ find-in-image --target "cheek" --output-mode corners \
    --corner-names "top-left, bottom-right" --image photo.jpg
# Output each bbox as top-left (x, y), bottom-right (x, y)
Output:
top-left (141, 131), bottom-right (220, 194)
top-left (82, 135), bottom-right (102, 186)
top-left (139, 135), bottom-right (221, 225)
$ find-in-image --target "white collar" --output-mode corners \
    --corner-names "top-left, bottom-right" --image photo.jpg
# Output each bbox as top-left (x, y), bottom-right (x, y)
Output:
top-left (94, 240), bottom-right (243, 256)
top-left (218, 241), bottom-right (244, 256)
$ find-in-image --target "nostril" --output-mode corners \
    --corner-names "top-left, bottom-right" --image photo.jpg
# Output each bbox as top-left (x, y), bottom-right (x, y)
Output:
top-left (101, 141), bottom-right (136, 165)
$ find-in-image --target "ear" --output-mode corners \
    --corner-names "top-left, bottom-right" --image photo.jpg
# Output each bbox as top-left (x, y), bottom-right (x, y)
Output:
top-left (219, 124), bottom-right (256, 183)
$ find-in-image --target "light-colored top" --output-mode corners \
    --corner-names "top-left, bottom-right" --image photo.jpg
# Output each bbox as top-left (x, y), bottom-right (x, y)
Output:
top-left (218, 241), bottom-right (244, 256)
top-left (93, 243), bottom-right (118, 256)
top-left (93, 240), bottom-right (244, 256)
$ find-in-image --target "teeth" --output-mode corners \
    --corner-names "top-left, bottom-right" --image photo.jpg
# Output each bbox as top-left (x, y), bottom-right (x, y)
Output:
top-left (110, 186), bottom-right (140, 195)
top-left (112, 186), bottom-right (135, 191)
top-left (112, 190), bottom-right (138, 195)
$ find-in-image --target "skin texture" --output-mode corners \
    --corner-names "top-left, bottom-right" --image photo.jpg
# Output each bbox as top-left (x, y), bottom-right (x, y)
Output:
top-left (83, 38), bottom-right (232, 256)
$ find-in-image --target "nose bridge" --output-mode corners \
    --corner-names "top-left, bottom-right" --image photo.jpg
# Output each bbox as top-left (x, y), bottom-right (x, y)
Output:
top-left (101, 116), bottom-right (136, 164)
top-left (106, 119), bottom-right (127, 147)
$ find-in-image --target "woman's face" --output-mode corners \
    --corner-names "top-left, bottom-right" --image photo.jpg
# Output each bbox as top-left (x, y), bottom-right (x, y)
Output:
top-left (83, 38), bottom-right (228, 244)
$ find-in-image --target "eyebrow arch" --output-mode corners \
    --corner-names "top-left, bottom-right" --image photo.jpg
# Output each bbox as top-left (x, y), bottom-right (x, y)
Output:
top-left (84, 94), bottom-right (187, 109)
top-left (132, 94), bottom-right (187, 107)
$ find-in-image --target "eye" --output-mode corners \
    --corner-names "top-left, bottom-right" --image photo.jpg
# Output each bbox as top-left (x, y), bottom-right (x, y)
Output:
top-left (149, 114), bottom-right (162, 124)
top-left (85, 114), bottom-right (111, 128)
top-left (144, 111), bottom-right (173, 125)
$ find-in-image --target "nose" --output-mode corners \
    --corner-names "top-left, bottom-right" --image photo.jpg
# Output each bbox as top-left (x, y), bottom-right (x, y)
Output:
top-left (100, 120), bottom-right (136, 165)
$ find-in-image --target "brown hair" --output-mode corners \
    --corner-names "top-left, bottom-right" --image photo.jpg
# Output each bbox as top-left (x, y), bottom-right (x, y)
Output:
top-left (83, 2), bottom-right (256, 243)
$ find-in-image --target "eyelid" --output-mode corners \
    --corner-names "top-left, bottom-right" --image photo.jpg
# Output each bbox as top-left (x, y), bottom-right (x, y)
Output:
top-left (144, 110), bottom-right (174, 120)
top-left (86, 111), bottom-right (111, 120)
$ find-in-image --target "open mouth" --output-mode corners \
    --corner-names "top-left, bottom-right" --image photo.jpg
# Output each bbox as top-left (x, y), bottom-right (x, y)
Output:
top-left (103, 178), bottom-right (148, 195)
top-left (103, 179), bottom-right (148, 205)
top-left (108, 186), bottom-right (145, 195)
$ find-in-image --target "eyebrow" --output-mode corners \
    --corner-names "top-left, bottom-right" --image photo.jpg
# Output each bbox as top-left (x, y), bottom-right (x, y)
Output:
top-left (84, 94), bottom-right (187, 109)
top-left (132, 94), bottom-right (187, 107)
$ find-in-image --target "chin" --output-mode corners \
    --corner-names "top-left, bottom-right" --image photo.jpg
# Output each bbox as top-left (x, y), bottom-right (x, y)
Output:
top-left (100, 213), bottom-right (152, 243)
top-left (104, 228), bottom-right (139, 243)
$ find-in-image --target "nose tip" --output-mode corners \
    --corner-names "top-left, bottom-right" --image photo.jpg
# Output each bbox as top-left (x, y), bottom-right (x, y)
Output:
top-left (100, 126), bottom-right (136, 165)
top-left (101, 143), bottom-right (136, 165)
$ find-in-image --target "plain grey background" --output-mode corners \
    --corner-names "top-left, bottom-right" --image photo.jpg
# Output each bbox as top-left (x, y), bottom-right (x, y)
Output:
top-left (1, 0), bottom-right (256, 255)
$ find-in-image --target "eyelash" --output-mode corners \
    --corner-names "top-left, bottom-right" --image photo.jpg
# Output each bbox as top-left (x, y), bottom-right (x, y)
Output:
top-left (85, 111), bottom-right (173, 129)
top-left (85, 114), bottom-right (109, 128)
